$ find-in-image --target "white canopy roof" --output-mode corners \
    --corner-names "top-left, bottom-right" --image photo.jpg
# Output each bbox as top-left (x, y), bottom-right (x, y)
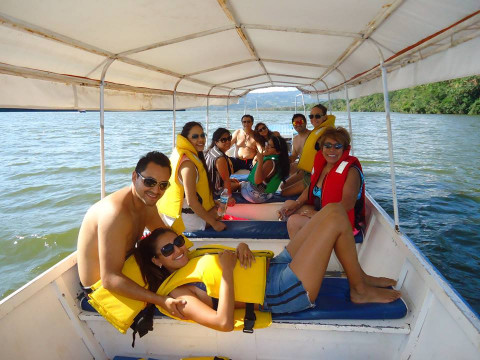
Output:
top-left (0, 0), bottom-right (479, 110)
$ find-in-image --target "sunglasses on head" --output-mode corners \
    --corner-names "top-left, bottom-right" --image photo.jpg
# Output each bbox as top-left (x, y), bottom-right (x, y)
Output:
top-left (190, 133), bottom-right (206, 140)
top-left (309, 114), bottom-right (325, 119)
top-left (258, 126), bottom-right (268, 132)
top-left (218, 135), bottom-right (232, 143)
top-left (159, 235), bottom-right (185, 257)
top-left (137, 172), bottom-right (171, 190)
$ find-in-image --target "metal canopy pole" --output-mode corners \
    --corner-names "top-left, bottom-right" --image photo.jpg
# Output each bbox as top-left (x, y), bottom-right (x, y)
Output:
top-left (320, 80), bottom-right (332, 114)
top-left (369, 40), bottom-right (401, 231)
top-left (173, 79), bottom-right (184, 149)
top-left (206, 86), bottom-right (216, 148)
top-left (99, 58), bottom-right (115, 199)
top-left (226, 89), bottom-right (233, 129)
top-left (311, 84), bottom-right (320, 103)
top-left (301, 93), bottom-right (306, 115)
top-left (243, 95), bottom-right (247, 115)
top-left (334, 69), bottom-right (353, 154)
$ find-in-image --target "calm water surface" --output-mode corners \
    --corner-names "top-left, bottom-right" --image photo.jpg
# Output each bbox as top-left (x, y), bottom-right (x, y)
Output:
top-left (1, 111), bottom-right (479, 315)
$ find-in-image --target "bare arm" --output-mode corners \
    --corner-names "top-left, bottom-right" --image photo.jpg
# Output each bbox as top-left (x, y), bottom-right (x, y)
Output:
top-left (179, 161), bottom-right (223, 229)
top-left (341, 168), bottom-right (362, 211)
top-left (231, 129), bottom-right (239, 145)
top-left (145, 205), bottom-right (167, 232)
top-left (289, 136), bottom-right (299, 163)
top-left (216, 157), bottom-right (233, 195)
top-left (169, 251), bottom-right (236, 331)
top-left (97, 209), bottom-right (185, 316)
top-left (253, 152), bottom-right (274, 185)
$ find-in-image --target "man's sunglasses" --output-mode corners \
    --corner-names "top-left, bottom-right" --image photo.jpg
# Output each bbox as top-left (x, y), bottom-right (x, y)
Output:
top-left (137, 172), bottom-right (171, 190)
top-left (292, 119), bottom-right (305, 126)
top-left (159, 235), bottom-right (185, 257)
top-left (191, 133), bottom-right (206, 140)
top-left (309, 114), bottom-right (325, 119)
top-left (257, 126), bottom-right (268, 132)
top-left (218, 135), bottom-right (232, 143)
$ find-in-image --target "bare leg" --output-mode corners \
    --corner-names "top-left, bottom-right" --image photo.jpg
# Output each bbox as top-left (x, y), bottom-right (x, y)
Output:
top-left (286, 205), bottom-right (315, 239)
top-left (280, 179), bottom-right (306, 197)
top-left (287, 204), bottom-right (401, 303)
top-left (281, 171), bottom-right (303, 189)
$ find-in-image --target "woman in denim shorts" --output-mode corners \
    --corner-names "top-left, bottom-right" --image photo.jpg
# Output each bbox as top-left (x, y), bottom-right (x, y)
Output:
top-left (136, 204), bottom-right (401, 330)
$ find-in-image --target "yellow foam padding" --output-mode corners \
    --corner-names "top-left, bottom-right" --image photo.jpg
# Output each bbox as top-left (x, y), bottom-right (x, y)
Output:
top-left (297, 115), bottom-right (336, 172)
top-left (88, 255), bottom-right (147, 334)
top-left (87, 235), bottom-right (192, 334)
top-left (157, 244), bottom-right (273, 330)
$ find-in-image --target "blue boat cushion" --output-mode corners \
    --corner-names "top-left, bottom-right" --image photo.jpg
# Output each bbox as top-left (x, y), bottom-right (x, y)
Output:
top-left (81, 278), bottom-right (406, 320)
top-left (231, 191), bottom-right (297, 204)
top-left (184, 220), bottom-right (289, 239)
top-left (272, 277), bottom-right (407, 320)
top-left (185, 220), bottom-right (362, 243)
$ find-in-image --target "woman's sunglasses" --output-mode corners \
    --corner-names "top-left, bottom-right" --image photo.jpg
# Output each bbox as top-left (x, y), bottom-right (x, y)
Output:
top-left (257, 126), bottom-right (268, 132)
top-left (309, 114), bottom-right (325, 119)
top-left (218, 135), bottom-right (232, 143)
top-left (190, 133), bottom-right (206, 140)
top-left (323, 142), bottom-right (344, 149)
top-left (137, 172), bottom-right (171, 190)
top-left (159, 235), bottom-right (185, 257)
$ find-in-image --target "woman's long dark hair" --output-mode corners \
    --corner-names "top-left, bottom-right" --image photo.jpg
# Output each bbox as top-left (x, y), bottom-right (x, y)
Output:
top-left (134, 228), bottom-right (177, 292)
top-left (270, 135), bottom-right (290, 181)
top-left (253, 122), bottom-right (273, 149)
top-left (180, 121), bottom-right (214, 195)
top-left (208, 127), bottom-right (230, 151)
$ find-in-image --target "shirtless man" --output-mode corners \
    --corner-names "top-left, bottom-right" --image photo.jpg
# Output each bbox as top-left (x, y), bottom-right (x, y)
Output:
top-left (288, 113), bottom-right (311, 174)
top-left (77, 151), bottom-right (186, 317)
top-left (230, 114), bottom-right (258, 171)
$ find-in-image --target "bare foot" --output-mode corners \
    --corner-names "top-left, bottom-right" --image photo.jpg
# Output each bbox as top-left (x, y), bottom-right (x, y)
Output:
top-left (350, 284), bottom-right (401, 304)
top-left (363, 274), bottom-right (397, 288)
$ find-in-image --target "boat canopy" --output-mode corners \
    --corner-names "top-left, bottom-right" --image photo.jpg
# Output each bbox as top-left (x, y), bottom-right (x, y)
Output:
top-left (0, 0), bottom-right (479, 110)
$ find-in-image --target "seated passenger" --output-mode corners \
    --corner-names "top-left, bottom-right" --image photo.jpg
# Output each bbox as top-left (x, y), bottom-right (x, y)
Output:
top-left (157, 122), bottom-right (225, 233)
top-left (286, 113), bottom-right (310, 176)
top-left (136, 204), bottom-right (400, 332)
top-left (240, 135), bottom-right (290, 203)
top-left (204, 128), bottom-right (240, 203)
top-left (230, 115), bottom-right (257, 172)
top-left (253, 122), bottom-right (281, 150)
top-left (281, 104), bottom-right (335, 197)
top-left (279, 127), bottom-right (365, 239)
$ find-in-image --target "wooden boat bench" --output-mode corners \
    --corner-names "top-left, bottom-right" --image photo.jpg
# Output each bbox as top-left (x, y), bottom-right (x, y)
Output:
top-left (79, 277), bottom-right (407, 332)
top-left (184, 220), bottom-right (364, 243)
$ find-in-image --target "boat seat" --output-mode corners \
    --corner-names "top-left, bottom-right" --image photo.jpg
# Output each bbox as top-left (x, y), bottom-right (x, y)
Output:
top-left (184, 220), bottom-right (364, 243)
top-left (184, 220), bottom-right (289, 239)
top-left (231, 191), bottom-right (297, 204)
top-left (81, 278), bottom-right (403, 322)
top-left (230, 173), bottom-right (249, 181)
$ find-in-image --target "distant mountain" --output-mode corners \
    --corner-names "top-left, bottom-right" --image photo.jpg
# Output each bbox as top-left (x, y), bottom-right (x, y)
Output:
top-left (188, 90), bottom-right (322, 111)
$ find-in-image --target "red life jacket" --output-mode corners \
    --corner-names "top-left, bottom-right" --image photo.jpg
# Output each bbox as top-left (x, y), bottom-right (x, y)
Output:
top-left (307, 146), bottom-right (365, 230)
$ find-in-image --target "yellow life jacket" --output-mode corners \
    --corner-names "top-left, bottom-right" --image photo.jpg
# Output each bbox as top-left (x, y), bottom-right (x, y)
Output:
top-left (297, 115), bottom-right (336, 173)
top-left (157, 134), bottom-right (215, 233)
top-left (157, 245), bottom-right (274, 332)
top-left (87, 235), bottom-right (193, 334)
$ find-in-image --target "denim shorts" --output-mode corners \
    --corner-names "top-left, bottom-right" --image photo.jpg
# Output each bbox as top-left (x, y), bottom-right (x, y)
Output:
top-left (261, 248), bottom-right (315, 315)
top-left (240, 181), bottom-right (273, 204)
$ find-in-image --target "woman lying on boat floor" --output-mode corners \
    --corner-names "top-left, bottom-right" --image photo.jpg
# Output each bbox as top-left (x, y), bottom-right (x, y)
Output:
top-left (135, 203), bottom-right (400, 332)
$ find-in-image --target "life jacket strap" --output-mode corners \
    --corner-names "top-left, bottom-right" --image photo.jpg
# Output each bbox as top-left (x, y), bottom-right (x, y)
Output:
top-left (243, 303), bottom-right (256, 333)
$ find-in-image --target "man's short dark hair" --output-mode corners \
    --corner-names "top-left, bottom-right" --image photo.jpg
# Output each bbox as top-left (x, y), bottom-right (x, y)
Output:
top-left (312, 104), bottom-right (328, 116)
top-left (241, 114), bottom-right (254, 123)
top-left (135, 151), bottom-right (171, 175)
top-left (292, 113), bottom-right (307, 123)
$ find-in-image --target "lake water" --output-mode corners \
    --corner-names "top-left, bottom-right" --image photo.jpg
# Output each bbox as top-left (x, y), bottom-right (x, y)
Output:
top-left (1, 110), bottom-right (479, 315)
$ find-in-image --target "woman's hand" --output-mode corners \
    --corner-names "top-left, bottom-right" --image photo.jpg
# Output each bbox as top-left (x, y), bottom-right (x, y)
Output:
top-left (279, 201), bottom-right (300, 218)
top-left (163, 296), bottom-right (188, 319)
top-left (300, 208), bottom-right (317, 218)
top-left (219, 250), bottom-right (237, 272)
top-left (212, 220), bottom-right (227, 232)
top-left (236, 242), bottom-right (255, 269)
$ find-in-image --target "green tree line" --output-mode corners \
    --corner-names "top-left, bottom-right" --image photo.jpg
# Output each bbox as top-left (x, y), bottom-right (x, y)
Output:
top-left (271, 75), bottom-right (480, 115)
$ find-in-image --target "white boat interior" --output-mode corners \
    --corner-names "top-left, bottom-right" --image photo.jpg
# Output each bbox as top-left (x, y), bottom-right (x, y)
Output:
top-left (1, 1), bottom-right (479, 359)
